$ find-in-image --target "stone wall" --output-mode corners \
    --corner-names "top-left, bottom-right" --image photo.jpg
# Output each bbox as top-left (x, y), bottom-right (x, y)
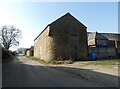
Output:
top-left (50, 14), bottom-right (88, 60)
top-left (26, 50), bottom-right (34, 56)
top-left (34, 26), bottom-right (56, 62)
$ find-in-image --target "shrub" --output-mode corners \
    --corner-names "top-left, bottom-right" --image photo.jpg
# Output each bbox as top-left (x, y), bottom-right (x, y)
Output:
top-left (48, 59), bottom-right (73, 64)
top-left (2, 48), bottom-right (12, 59)
top-left (2, 47), bottom-right (13, 63)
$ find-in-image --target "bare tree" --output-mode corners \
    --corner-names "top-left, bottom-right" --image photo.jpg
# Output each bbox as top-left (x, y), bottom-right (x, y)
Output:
top-left (0, 25), bottom-right (22, 50)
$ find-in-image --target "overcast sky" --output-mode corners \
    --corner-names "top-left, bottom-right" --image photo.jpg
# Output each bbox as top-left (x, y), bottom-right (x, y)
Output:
top-left (0, 2), bottom-right (118, 51)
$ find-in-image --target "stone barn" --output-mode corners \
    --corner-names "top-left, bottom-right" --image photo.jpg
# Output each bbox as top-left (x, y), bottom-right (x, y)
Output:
top-left (34, 13), bottom-right (88, 62)
top-left (26, 46), bottom-right (34, 56)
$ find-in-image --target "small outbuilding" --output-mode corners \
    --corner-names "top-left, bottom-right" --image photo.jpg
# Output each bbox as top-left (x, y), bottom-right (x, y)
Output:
top-left (26, 46), bottom-right (34, 57)
top-left (88, 32), bottom-right (120, 58)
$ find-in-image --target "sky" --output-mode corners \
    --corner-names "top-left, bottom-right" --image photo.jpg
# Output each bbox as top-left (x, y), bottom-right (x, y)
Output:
top-left (0, 2), bottom-right (118, 51)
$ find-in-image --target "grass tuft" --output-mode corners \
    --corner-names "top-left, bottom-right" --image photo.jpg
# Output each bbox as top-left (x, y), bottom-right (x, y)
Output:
top-left (47, 59), bottom-right (73, 64)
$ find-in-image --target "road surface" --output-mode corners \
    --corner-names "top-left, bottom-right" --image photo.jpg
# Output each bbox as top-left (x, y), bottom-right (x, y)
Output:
top-left (3, 56), bottom-right (106, 87)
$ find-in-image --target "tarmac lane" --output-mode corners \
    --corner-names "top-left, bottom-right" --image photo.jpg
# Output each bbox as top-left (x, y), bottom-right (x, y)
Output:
top-left (2, 56), bottom-right (106, 87)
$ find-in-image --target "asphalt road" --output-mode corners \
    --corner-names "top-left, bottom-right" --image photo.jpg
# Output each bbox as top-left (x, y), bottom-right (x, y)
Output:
top-left (2, 56), bottom-right (106, 87)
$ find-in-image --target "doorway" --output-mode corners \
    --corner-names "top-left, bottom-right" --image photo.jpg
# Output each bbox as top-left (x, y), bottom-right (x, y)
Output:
top-left (71, 46), bottom-right (78, 60)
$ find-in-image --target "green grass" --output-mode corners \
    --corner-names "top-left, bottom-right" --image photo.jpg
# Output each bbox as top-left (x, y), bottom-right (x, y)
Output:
top-left (26, 56), bottom-right (48, 65)
top-left (86, 59), bottom-right (120, 65)
top-left (27, 56), bottom-right (73, 64)
top-left (27, 56), bottom-right (119, 65)
top-left (26, 56), bottom-right (40, 61)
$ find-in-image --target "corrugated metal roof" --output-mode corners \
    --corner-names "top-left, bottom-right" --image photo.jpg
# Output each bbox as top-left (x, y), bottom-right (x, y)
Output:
top-left (88, 32), bottom-right (120, 41)
top-left (101, 33), bottom-right (120, 41)
top-left (88, 32), bottom-right (107, 40)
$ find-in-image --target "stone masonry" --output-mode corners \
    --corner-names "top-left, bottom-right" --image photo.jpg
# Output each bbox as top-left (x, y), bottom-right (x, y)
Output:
top-left (34, 13), bottom-right (88, 62)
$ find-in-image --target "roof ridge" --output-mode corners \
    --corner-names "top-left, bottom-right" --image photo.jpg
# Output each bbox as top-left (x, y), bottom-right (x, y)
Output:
top-left (34, 12), bottom-right (87, 41)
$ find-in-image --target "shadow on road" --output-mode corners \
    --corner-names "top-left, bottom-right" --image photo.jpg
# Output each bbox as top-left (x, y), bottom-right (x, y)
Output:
top-left (50, 66), bottom-right (119, 87)
top-left (2, 58), bottom-right (119, 87)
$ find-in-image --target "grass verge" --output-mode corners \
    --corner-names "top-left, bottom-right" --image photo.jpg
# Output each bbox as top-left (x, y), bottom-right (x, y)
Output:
top-left (26, 56), bottom-right (40, 61)
top-left (26, 56), bottom-right (119, 65)
top-left (26, 56), bottom-right (73, 65)
top-left (26, 56), bottom-right (47, 65)
top-left (86, 59), bottom-right (120, 65)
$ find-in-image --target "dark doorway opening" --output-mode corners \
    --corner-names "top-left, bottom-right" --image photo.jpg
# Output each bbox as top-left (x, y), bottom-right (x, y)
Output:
top-left (71, 46), bottom-right (78, 60)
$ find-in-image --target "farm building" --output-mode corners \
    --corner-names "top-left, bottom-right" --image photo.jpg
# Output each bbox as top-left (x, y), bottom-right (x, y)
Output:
top-left (26, 46), bottom-right (34, 57)
top-left (88, 32), bottom-right (120, 58)
top-left (34, 13), bottom-right (88, 62)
